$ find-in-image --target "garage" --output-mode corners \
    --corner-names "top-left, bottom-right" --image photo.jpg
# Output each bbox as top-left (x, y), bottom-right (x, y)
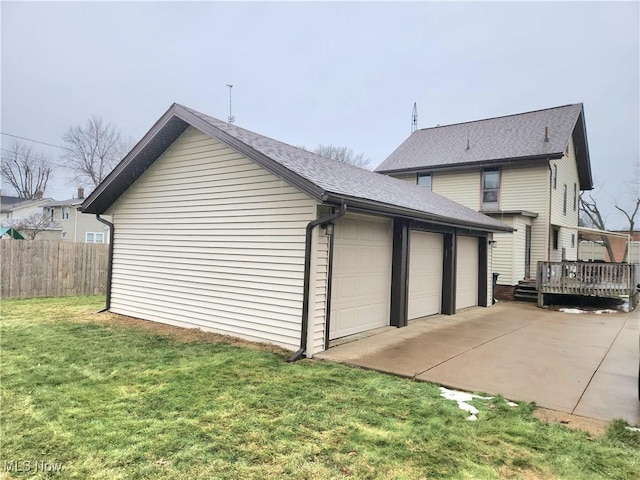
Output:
top-left (456, 236), bottom-right (479, 309)
top-left (408, 231), bottom-right (444, 320)
top-left (329, 214), bottom-right (393, 340)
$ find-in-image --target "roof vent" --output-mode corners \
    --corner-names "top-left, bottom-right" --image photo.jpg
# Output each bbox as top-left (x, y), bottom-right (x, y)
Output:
top-left (466, 138), bottom-right (470, 151)
top-left (544, 126), bottom-right (549, 142)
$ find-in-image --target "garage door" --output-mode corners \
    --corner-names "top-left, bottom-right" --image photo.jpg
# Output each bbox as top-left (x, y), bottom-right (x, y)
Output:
top-left (329, 214), bottom-right (392, 340)
top-left (456, 236), bottom-right (479, 309)
top-left (408, 231), bottom-right (444, 320)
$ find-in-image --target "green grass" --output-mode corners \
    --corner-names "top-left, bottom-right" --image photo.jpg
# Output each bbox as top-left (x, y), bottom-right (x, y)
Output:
top-left (1, 296), bottom-right (639, 479)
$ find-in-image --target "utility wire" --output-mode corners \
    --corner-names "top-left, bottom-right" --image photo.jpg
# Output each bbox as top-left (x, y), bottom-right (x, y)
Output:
top-left (0, 132), bottom-right (71, 151)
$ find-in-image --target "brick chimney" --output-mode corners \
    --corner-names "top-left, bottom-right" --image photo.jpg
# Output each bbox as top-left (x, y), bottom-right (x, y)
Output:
top-left (34, 191), bottom-right (44, 200)
top-left (77, 187), bottom-right (84, 199)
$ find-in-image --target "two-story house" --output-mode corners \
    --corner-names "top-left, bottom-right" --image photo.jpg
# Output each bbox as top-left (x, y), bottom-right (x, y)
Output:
top-left (46, 188), bottom-right (111, 243)
top-left (376, 104), bottom-right (593, 299)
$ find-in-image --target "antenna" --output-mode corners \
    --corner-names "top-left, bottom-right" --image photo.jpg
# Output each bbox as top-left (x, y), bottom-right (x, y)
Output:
top-left (226, 84), bottom-right (235, 123)
top-left (411, 102), bottom-right (418, 133)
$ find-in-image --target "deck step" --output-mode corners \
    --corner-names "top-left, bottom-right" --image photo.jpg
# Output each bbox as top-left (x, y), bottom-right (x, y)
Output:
top-left (514, 280), bottom-right (538, 303)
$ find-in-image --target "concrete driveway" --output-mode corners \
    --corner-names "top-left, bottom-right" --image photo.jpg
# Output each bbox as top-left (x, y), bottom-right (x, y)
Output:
top-left (315, 302), bottom-right (640, 425)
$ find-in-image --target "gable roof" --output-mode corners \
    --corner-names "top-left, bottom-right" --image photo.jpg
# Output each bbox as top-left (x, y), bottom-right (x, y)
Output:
top-left (0, 196), bottom-right (53, 213)
top-left (376, 104), bottom-right (593, 190)
top-left (81, 103), bottom-right (511, 233)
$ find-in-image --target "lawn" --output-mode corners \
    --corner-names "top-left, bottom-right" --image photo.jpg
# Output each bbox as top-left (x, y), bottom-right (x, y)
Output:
top-left (1, 296), bottom-right (639, 479)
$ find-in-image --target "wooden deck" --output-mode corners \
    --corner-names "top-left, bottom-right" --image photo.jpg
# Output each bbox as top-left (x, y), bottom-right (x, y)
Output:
top-left (537, 261), bottom-right (640, 309)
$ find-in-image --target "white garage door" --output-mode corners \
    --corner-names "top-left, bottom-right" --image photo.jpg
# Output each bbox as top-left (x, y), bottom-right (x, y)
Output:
top-left (456, 236), bottom-right (479, 309)
top-left (408, 231), bottom-right (444, 320)
top-left (329, 214), bottom-right (392, 340)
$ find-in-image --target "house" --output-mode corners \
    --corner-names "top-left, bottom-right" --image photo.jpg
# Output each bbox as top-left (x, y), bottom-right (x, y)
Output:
top-left (579, 230), bottom-right (640, 263)
top-left (46, 188), bottom-right (111, 243)
top-left (81, 103), bottom-right (511, 358)
top-left (0, 193), bottom-right (59, 240)
top-left (375, 104), bottom-right (593, 300)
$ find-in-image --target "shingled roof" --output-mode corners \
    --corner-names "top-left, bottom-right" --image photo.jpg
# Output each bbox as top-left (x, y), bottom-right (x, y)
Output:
top-left (82, 103), bottom-right (511, 233)
top-left (376, 104), bottom-right (593, 190)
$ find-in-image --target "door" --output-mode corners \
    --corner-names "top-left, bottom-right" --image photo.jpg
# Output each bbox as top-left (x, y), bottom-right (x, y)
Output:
top-left (525, 225), bottom-right (532, 279)
top-left (329, 214), bottom-right (393, 340)
top-left (408, 231), bottom-right (444, 320)
top-left (456, 236), bottom-right (479, 309)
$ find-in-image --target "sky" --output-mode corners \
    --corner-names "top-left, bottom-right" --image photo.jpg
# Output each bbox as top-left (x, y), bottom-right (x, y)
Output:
top-left (2, 1), bottom-right (638, 229)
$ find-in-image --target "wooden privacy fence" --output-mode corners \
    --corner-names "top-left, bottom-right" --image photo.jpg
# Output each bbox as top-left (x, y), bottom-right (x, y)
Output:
top-left (537, 261), bottom-right (640, 309)
top-left (1, 240), bottom-right (108, 299)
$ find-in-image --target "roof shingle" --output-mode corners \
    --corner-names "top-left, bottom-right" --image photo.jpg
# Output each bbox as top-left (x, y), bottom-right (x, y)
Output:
top-left (376, 104), bottom-right (587, 175)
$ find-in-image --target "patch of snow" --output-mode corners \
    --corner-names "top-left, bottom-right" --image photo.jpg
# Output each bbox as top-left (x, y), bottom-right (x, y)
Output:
top-left (439, 387), bottom-right (493, 421)
top-left (559, 308), bottom-right (585, 314)
top-left (506, 401), bottom-right (518, 407)
top-left (594, 309), bottom-right (618, 314)
top-left (625, 426), bottom-right (640, 433)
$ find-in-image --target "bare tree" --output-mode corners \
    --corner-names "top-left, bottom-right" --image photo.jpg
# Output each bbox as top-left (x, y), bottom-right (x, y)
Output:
top-left (0, 141), bottom-right (52, 198)
top-left (614, 198), bottom-right (640, 262)
top-left (61, 116), bottom-right (130, 187)
top-left (580, 189), bottom-right (640, 262)
top-left (9, 211), bottom-right (57, 240)
top-left (311, 144), bottom-right (371, 169)
top-left (579, 192), bottom-right (615, 261)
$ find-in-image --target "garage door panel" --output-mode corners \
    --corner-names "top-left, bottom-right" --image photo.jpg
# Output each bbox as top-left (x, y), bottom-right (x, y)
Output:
top-left (457, 236), bottom-right (479, 309)
top-left (408, 231), bottom-right (444, 320)
top-left (330, 215), bottom-right (392, 340)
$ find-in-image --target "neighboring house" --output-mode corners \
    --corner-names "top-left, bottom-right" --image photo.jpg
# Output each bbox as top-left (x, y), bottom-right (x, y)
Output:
top-left (82, 103), bottom-right (511, 357)
top-left (47, 188), bottom-right (111, 243)
top-left (0, 193), bottom-right (59, 240)
top-left (579, 230), bottom-right (640, 263)
top-left (375, 104), bottom-right (593, 299)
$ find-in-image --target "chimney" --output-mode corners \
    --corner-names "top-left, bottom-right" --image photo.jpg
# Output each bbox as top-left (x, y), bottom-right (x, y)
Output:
top-left (34, 191), bottom-right (44, 200)
top-left (544, 126), bottom-right (549, 142)
top-left (77, 187), bottom-right (85, 200)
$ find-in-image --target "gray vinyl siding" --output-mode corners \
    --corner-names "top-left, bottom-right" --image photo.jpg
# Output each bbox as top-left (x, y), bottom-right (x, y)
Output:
top-left (107, 126), bottom-right (319, 351)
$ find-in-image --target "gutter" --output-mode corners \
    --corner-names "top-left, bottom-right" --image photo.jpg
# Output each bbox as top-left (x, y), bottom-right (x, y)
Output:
top-left (95, 214), bottom-right (114, 312)
top-left (324, 194), bottom-right (513, 233)
top-left (287, 203), bottom-right (347, 362)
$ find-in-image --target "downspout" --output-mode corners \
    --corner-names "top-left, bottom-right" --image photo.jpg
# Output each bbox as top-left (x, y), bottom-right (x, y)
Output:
top-left (547, 163), bottom-right (553, 261)
top-left (96, 214), bottom-right (114, 312)
top-left (287, 203), bottom-right (347, 362)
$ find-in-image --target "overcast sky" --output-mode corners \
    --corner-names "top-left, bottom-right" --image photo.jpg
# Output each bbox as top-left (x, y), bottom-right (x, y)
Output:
top-left (2, 1), bottom-right (638, 228)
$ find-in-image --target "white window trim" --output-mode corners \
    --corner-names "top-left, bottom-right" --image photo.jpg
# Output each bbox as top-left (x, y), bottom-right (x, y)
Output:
top-left (85, 232), bottom-right (105, 244)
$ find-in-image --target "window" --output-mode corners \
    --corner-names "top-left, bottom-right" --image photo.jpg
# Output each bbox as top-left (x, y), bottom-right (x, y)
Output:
top-left (563, 184), bottom-right (568, 215)
top-left (571, 234), bottom-right (575, 248)
top-left (481, 168), bottom-right (500, 209)
top-left (417, 173), bottom-right (432, 190)
top-left (552, 228), bottom-right (560, 250)
top-left (49, 208), bottom-right (54, 220)
top-left (86, 232), bottom-right (105, 244)
top-left (573, 184), bottom-right (577, 211)
top-left (553, 165), bottom-right (557, 189)
top-left (62, 207), bottom-right (69, 220)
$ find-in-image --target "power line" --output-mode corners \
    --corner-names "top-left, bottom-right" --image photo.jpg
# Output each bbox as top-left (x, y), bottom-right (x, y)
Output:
top-left (0, 132), bottom-right (70, 151)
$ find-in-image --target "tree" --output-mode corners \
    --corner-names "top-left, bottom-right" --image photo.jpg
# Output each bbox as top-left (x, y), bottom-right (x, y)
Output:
top-left (0, 141), bottom-right (53, 198)
top-left (311, 144), bottom-right (371, 169)
top-left (580, 191), bottom-right (640, 262)
top-left (61, 116), bottom-right (130, 188)
top-left (8, 211), bottom-right (57, 240)
top-left (579, 192), bottom-right (616, 261)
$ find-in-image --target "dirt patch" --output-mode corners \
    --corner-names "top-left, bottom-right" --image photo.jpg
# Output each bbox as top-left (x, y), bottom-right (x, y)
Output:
top-left (533, 408), bottom-right (608, 437)
top-left (78, 311), bottom-right (291, 357)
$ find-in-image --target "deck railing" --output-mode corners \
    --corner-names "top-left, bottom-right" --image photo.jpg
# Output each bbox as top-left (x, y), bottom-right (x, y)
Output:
top-left (537, 261), bottom-right (639, 309)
